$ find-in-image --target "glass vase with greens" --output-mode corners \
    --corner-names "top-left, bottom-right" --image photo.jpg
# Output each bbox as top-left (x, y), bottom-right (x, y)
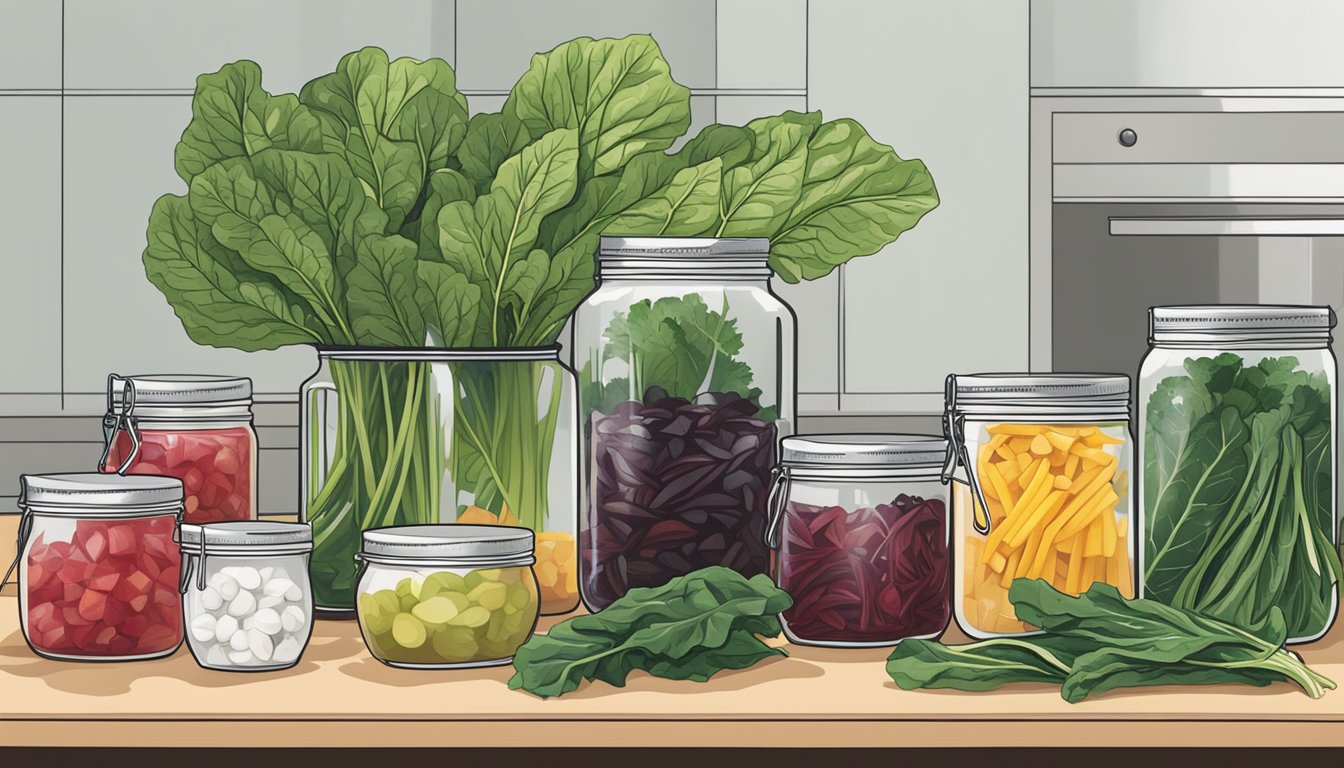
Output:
top-left (141, 34), bottom-right (937, 616)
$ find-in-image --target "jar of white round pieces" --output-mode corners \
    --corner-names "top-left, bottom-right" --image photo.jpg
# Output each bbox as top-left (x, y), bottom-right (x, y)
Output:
top-left (179, 521), bottom-right (313, 671)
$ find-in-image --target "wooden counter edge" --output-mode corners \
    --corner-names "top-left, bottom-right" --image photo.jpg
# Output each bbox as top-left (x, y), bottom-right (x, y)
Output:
top-left (4, 718), bottom-right (1344, 748)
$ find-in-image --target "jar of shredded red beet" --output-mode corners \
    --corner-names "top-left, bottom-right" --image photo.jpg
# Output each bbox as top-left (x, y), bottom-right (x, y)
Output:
top-left (99, 374), bottom-right (258, 525)
top-left (765, 434), bottom-right (951, 647)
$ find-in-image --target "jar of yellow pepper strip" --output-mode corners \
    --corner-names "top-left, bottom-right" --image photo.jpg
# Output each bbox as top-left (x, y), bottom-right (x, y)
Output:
top-left (943, 374), bottom-right (1136, 638)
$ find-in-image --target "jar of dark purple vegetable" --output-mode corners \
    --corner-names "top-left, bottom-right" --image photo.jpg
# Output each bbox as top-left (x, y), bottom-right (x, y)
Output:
top-left (574, 237), bottom-right (797, 611)
top-left (764, 435), bottom-right (951, 647)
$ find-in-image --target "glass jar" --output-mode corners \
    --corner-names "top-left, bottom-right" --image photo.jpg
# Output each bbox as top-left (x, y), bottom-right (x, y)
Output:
top-left (100, 374), bottom-right (258, 525)
top-left (12, 473), bottom-right (184, 660)
top-left (765, 434), bottom-right (951, 647)
top-left (573, 236), bottom-right (797, 611)
top-left (355, 525), bottom-right (540, 669)
top-left (1139, 305), bottom-right (1339, 643)
top-left (179, 522), bottom-right (314, 671)
top-left (301, 347), bottom-right (577, 616)
top-left (944, 374), bottom-right (1136, 639)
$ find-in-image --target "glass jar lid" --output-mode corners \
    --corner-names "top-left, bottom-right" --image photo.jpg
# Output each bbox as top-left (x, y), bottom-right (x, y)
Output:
top-left (780, 434), bottom-right (948, 468)
top-left (1150, 304), bottom-right (1335, 344)
top-left (945, 373), bottom-right (1130, 420)
top-left (180, 521), bottom-right (313, 555)
top-left (19, 472), bottom-right (183, 514)
top-left (360, 525), bottom-right (535, 567)
top-left (598, 236), bottom-right (771, 279)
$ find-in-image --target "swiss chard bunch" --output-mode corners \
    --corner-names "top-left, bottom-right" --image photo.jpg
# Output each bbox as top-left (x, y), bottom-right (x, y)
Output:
top-left (886, 578), bottom-right (1335, 702)
top-left (144, 35), bottom-right (938, 354)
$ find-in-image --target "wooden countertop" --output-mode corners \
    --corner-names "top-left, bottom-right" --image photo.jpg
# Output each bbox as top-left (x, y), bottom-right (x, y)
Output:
top-left (1, 589), bottom-right (1343, 749)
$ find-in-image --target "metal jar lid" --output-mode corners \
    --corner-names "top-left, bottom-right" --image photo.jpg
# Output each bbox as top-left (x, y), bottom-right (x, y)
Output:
top-left (597, 236), bottom-right (771, 279)
top-left (360, 525), bottom-right (535, 567)
top-left (19, 472), bottom-right (183, 514)
top-left (110, 374), bottom-right (253, 405)
top-left (945, 373), bottom-right (1130, 420)
top-left (180, 521), bottom-right (313, 555)
top-left (1150, 305), bottom-right (1335, 344)
top-left (780, 434), bottom-right (948, 468)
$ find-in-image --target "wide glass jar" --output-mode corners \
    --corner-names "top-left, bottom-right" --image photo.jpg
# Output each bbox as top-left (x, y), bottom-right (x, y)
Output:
top-left (301, 347), bottom-right (578, 616)
top-left (355, 525), bottom-right (540, 668)
top-left (13, 473), bottom-right (184, 660)
top-left (766, 434), bottom-right (951, 647)
top-left (100, 374), bottom-right (258, 525)
top-left (180, 521), bottom-right (314, 671)
top-left (573, 237), bottom-right (797, 611)
top-left (1139, 305), bottom-right (1339, 643)
top-left (944, 374), bottom-right (1136, 639)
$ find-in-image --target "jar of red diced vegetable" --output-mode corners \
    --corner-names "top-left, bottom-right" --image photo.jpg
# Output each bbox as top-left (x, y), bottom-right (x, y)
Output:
top-left (12, 473), bottom-right (184, 660)
top-left (100, 374), bottom-right (257, 525)
top-left (765, 435), bottom-right (951, 647)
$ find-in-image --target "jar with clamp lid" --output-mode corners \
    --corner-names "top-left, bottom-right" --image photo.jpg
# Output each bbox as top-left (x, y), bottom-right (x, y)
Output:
top-left (1139, 305), bottom-right (1339, 643)
top-left (943, 374), bottom-right (1136, 639)
top-left (179, 521), bottom-right (314, 671)
top-left (11, 473), bottom-right (184, 660)
top-left (765, 434), bottom-right (951, 647)
top-left (100, 374), bottom-right (258, 525)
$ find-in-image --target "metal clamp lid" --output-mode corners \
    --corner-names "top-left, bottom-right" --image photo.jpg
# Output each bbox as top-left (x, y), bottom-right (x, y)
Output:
top-left (359, 525), bottom-right (535, 566)
top-left (99, 373), bottom-right (254, 474)
top-left (1150, 304), bottom-right (1335, 344)
top-left (180, 521), bottom-right (312, 593)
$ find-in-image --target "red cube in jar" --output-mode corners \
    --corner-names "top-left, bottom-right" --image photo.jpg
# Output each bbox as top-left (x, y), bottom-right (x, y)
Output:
top-left (100, 375), bottom-right (257, 525)
top-left (17, 473), bottom-right (184, 661)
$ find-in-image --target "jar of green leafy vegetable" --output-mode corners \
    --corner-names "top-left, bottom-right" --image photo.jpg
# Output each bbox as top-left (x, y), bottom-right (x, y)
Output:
top-left (1140, 305), bottom-right (1340, 643)
top-left (301, 348), bottom-right (577, 617)
top-left (355, 525), bottom-right (540, 668)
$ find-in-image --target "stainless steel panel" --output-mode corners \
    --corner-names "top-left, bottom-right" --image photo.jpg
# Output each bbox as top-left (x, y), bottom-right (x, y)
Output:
top-left (1055, 164), bottom-right (1344, 200)
top-left (1055, 113), bottom-right (1344, 164)
top-left (1111, 218), bottom-right (1344, 236)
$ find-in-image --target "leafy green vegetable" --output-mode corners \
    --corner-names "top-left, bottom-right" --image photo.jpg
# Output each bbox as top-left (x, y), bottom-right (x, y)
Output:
top-left (509, 567), bottom-right (792, 698)
top-left (1143, 354), bottom-right (1341, 639)
top-left (886, 579), bottom-right (1335, 703)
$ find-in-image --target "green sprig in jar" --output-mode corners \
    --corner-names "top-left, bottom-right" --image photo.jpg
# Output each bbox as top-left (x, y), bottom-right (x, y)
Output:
top-left (355, 525), bottom-right (540, 668)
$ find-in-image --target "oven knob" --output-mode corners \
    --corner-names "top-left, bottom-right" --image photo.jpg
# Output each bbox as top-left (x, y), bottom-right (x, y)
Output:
top-left (1118, 128), bottom-right (1138, 147)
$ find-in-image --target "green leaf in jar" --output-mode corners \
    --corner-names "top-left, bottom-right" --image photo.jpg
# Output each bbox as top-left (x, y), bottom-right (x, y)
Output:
top-left (345, 234), bottom-right (426, 347)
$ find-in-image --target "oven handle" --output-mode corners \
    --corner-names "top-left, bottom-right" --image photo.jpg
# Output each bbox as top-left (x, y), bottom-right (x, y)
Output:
top-left (1110, 217), bottom-right (1344, 237)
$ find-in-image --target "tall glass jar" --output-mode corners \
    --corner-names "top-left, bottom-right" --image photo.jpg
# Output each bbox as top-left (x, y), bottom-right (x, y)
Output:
top-left (100, 374), bottom-right (257, 524)
top-left (766, 434), bottom-right (951, 647)
top-left (944, 374), bottom-right (1136, 639)
top-left (13, 473), bottom-right (184, 661)
top-left (1139, 305), bottom-right (1339, 644)
top-left (573, 237), bottom-right (797, 611)
top-left (301, 347), bottom-right (577, 616)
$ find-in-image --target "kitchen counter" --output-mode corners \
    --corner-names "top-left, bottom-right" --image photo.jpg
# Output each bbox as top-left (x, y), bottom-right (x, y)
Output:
top-left (1, 590), bottom-right (1343, 749)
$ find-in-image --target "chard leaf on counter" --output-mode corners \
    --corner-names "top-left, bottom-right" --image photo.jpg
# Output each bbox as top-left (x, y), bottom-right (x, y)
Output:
top-left (509, 567), bottom-right (792, 699)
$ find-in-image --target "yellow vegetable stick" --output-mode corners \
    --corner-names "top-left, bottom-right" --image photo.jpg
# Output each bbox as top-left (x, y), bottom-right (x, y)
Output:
top-left (1000, 547), bottom-right (1025, 588)
top-left (1053, 474), bottom-right (1072, 490)
top-left (985, 433), bottom-right (1009, 452)
top-left (1072, 444), bottom-right (1115, 465)
top-left (1024, 472), bottom-right (1111, 577)
top-left (1063, 453), bottom-right (1080, 478)
top-left (1084, 430), bottom-right (1125, 447)
top-left (1065, 534), bottom-right (1087, 594)
top-left (994, 443), bottom-right (1016, 462)
top-left (987, 550), bottom-right (1008, 574)
top-left (977, 452), bottom-right (996, 500)
top-left (998, 456), bottom-right (1024, 485)
top-left (1101, 505), bottom-right (1118, 558)
top-left (984, 462), bottom-right (1017, 514)
top-left (1007, 489), bottom-right (1066, 549)
top-left (1044, 430), bottom-right (1076, 452)
top-left (1016, 452), bottom-right (1033, 472)
top-left (1058, 486), bottom-right (1120, 541)
top-left (1010, 459), bottom-right (1053, 517)
top-left (1106, 550), bottom-right (1121, 587)
top-left (1017, 518), bottom-right (1052, 578)
top-left (1085, 517), bottom-right (1104, 558)
top-left (983, 459), bottom-right (1049, 560)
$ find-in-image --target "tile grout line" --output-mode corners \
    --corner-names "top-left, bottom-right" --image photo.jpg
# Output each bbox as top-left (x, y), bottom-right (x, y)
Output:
top-left (59, 0), bottom-right (65, 412)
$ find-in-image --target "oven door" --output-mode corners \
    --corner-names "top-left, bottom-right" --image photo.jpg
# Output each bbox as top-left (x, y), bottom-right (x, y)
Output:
top-left (1051, 202), bottom-right (1344, 376)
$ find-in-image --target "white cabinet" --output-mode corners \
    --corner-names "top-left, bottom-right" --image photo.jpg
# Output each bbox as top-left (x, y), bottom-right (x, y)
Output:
top-left (809, 0), bottom-right (1030, 414)
top-left (1032, 0), bottom-right (1344, 88)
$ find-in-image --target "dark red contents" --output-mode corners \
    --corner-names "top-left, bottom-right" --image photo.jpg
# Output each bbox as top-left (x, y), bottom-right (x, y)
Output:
top-left (105, 427), bottom-right (254, 524)
top-left (583, 391), bottom-right (777, 611)
top-left (24, 515), bottom-right (183, 658)
top-left (778, 495), bottom-right (949, 643)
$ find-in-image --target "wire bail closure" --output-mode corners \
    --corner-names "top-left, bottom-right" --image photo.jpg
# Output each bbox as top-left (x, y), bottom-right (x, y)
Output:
top-left (763, 466), bottom-right (791, 549)
top-left (98, 374), bottom-right (141, 476)
top-left (1, 490), bottom-right (34, 588)
top-left (942, 374), bottom-right (994, 536)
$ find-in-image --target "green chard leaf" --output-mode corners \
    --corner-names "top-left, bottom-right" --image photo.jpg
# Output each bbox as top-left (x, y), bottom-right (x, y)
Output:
top-left (409, 168), bottom-right (477, 261)
top-left (143, 194), bottom-right (326, 349)
top-left (715, 120), bottom-right (809, 238)
top-left (300, 47), bottom-right (469, 231)
top-left (886, 636), bottom-right (1074, 692)
top-left (434, 128), bottom-right (580, 346)
top-left (345, 234), bottom-right (426, 346)
top-left (175, 60), bottom-right (335, 182)
top-left (455, 112), bottom-right (532, 194)
top-left (416, 262), bottom-right (480, 347)
top-left (509, 567), bottom-right (791, 698)
top-left (504, 34), bottom-right (692, 179)
top-left (606, 157), bottom-right (724, 236)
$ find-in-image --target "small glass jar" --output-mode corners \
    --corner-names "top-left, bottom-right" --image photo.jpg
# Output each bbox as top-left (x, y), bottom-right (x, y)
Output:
top-left (766, 434), bottom-right (951, 647)
top-left (1139, 305), bottom-right (1338, 643)
top-left (100, 374), bottom-right (258, 525)
top-left (13, 473), bottom-right (184, 661)
top-left (944, 374), bottom-right (1136, 639)
top-left (355, 525), bottom-right (540, 669)
top-left (574, 236), bottom-right (798, 611)
top-left (179, 522), bottom-right (314, 671)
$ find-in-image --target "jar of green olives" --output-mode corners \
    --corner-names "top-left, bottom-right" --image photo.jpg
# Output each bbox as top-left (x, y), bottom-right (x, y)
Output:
top-left (355, 525), bottom-right (540, 669)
